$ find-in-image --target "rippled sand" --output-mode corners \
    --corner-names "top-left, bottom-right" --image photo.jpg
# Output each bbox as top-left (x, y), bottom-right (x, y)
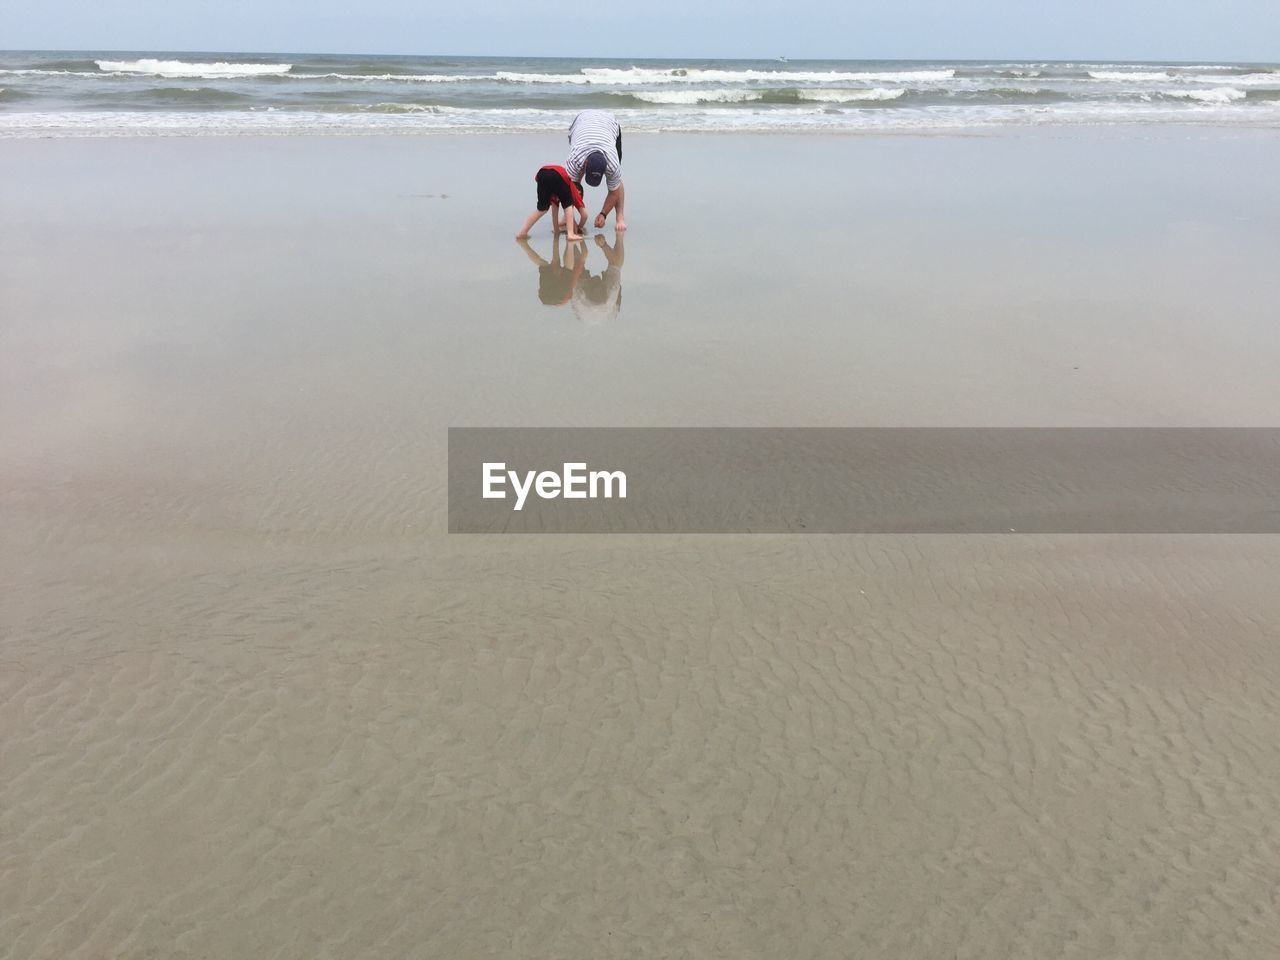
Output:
top-left (3, 131), bottom-right (1280, 958)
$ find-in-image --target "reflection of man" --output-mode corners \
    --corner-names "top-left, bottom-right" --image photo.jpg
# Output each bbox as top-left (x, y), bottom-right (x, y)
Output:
top-left (571, 233), bottom-right (625, 325)
top-left (565, 110), bottom-right (627, 232)
top-left (516, 235), bottom-right (586, 306)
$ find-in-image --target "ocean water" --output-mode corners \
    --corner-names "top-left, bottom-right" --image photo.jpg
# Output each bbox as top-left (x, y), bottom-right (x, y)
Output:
top-left (1, 51), bottom-right (1278, 136)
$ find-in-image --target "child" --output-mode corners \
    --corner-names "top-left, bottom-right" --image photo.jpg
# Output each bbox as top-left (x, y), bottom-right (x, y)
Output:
top-left (516, 165), bottom-right (587, 241)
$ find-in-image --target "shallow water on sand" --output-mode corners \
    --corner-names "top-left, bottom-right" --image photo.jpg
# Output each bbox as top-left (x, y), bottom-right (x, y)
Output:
top-left (3, 130), bottom-right (1280, 958)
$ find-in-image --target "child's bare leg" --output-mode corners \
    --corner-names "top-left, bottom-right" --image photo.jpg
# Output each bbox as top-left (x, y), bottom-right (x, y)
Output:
top-left (515, 208), bottom-right (545, 240)
top-left (564, 206), bottom-right (585, 241)
top-left (550, 202), bottom-right (563, 234)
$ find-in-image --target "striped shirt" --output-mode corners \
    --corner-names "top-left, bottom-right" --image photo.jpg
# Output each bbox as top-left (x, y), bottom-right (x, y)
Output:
top-left (565, 110), bottom-right (623, 191)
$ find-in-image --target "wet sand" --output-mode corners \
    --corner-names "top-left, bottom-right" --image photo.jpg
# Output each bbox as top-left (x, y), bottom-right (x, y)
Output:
top-left (3, 129), bottom-right (1280, 958)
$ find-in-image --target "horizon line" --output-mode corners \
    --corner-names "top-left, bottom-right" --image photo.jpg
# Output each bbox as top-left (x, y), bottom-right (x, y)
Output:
top-left (2, 48), bottom-right (1273, 64)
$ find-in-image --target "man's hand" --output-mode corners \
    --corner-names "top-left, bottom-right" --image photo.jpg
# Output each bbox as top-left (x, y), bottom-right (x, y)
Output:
top-left (594, 212), bottom-right (607, 229)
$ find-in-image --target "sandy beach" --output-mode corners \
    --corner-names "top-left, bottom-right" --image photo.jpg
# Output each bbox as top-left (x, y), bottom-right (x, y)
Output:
top-left (3, 128), bottom-right (1280, 958)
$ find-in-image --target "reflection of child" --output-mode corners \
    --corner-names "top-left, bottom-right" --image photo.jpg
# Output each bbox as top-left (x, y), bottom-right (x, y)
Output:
top-left (517, 235), bottom-right (587, 306)
top-left (571, 233), bottom-right (625, 325)
top-left (515, 165), bottom-right (587, 241)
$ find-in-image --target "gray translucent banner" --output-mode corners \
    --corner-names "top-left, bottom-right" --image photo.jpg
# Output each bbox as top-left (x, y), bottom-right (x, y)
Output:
top-left (448, 428), bottom-right (1280, 534)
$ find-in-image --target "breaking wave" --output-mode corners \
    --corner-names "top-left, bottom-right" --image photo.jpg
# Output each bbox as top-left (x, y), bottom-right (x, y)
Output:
top-left (96, 59), bottom-right (294, 78)
top-left (1163, 87), bottom-right (1248, 103)
top-left (620, 87), bottom-right (907, 105)
top-left (504, 67), bottom-right (957, 85)
top-left (797, 88), bottom-right (906, 102)
top-left (1088, 71), bottom-right (1172, 81)
top-left (626, 89), bottom-right (761, 104)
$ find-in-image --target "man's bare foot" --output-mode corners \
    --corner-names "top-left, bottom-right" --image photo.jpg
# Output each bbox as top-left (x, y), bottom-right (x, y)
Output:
top-left (594, 213), bottom-right (607, 229)
top-left (615, 220), bottom-right (628, 232)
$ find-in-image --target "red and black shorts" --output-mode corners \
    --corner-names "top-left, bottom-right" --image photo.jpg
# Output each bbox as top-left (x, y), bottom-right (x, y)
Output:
top-left (536, 168), bottom-right (580, 211)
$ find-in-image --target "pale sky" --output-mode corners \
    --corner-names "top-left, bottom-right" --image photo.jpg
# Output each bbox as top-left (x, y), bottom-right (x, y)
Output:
top-left (3, 0), bottom-right (1276, 61)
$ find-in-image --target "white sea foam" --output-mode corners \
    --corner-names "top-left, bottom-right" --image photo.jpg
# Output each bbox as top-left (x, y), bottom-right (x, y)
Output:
top-left (1189, 72), bottom-right (1280, 87)
top-left (1088, 71), bottom-right (1173, 81)
top-left (297, 72), bottom-right (476, 82)
top-left (494, 72), bottom-right (593, 84)
top-left (1165, 87), bottom-right (1248, 103)
top-left (358, 103), bottom-right (450, 112)
top-left (798, 88), bottom-right (906, 102)
top-left (619, 86), bottom-right (907, 104)
top-left (0, 68), bottom-right (103, 76)
top-left (627, 89), bottom-right (762, 104)
top-left (2, 97), bottom-right (1269, 140)
top-left (579, 67), bottom-right (955, 84)
top-left (96, 59), bottom-right (294, 78)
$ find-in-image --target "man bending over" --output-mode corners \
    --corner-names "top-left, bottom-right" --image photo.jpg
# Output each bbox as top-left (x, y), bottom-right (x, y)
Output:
top-left (565, 109), bottom-right (627, 232)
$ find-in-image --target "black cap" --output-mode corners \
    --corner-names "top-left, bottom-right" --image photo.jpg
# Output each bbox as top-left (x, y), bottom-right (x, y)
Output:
top-left (584, 151), bottom-right (607, 187)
